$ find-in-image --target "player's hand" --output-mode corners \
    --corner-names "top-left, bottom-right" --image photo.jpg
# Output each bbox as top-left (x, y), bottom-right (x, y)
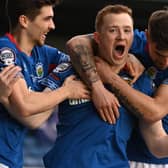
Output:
top-left (125, 53), bottom-right (145, 84)
top-left (91, 80), bottom-right (120, 124)
top-left (0, 65), bottom-right (21, 104)
top-left (63, 75), bottom-right (90, 99)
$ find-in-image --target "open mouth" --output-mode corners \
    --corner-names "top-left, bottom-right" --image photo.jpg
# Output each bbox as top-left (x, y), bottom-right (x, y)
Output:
top-left (114, 45), bottom-right (125, 58)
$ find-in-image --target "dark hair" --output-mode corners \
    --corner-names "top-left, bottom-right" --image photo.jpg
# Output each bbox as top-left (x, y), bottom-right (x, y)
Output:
top-left (148, 9), bottom-right (168, 50)
top-left (95, 4), bottom-right (133, 32)
top-left (6, 0), bottom-right (60, 30)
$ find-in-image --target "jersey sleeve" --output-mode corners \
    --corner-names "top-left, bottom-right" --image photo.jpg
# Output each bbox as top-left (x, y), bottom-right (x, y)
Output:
top-left (43, 45), bottom-right (70, 65)
top-left (133, 71), bottom-right (154, 96)
top-left (40, 62), bottom-right (74, 90)
top-left (0, 40), bottom-right (23, 78)
top-left (130, 29), bottom-right (147, 58)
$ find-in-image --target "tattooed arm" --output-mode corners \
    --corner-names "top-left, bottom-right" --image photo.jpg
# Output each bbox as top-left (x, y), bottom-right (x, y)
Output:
top-left (66, 34), bottom-right (99, 86)
top-left (95, 56), bottom-right (168, 123)
top-left (66, 34), bottom-right (120, 124)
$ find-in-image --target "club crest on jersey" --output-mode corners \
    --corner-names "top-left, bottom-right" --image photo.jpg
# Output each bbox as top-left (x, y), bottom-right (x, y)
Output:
top-left (146, 66), bottom-right (157, 80)
top-left (0, 47), bottom-right (15, 66)
top-left (53, 62), bottom-right (71, 73)
top-left (35, 63), bottom-right (44, 78)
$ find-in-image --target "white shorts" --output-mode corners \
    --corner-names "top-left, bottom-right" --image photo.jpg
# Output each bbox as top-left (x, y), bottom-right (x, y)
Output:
top-left (0, 163), bottom-right (8, 168)
top-left (129, 161), bottom-right (168, 168)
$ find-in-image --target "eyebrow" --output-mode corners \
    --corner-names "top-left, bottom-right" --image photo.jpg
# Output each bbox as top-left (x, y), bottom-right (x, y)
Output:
top-left (107, 25), bottom-right (132, 28)
top-left (155, 50), bottom-right (167, 57)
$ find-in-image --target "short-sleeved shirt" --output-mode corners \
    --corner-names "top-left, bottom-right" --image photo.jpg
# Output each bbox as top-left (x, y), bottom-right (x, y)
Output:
top-left (0, 33), bottom-right (70, 168)
top-left (42, 63), bottom-right (154, 168)
top-left (127, 29), bottom-right (168, 164)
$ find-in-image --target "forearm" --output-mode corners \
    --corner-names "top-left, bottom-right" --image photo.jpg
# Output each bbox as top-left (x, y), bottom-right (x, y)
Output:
top-left (140, 120), bottom-right (168, 158)
top-left (8, 79), bottom-right (69, 117)
top-left (7, 106), bottom-right (53, 129)
top-left (66, 34), bottom-right (100, 87)
top-left (108, 72), bottom-right (165, 122)
top-left (15, 108), bottom-right (55, 129)
top-left (6, 88), bottom-right (56, 128)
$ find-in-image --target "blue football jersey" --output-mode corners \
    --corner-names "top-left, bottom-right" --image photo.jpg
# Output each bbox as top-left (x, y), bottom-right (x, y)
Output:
top-left (42, 64), bottom-right (154, 168)
top-left (127, 29), bottom-right (168, 164)
top-left (0, 33), bottom-right (70, 168)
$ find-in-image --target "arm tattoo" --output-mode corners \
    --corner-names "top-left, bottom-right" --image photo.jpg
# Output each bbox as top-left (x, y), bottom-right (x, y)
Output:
top-left (109, 85), bottom-right (144, 119)
top-left (67, 38), bottom-right (100, 87)
top-left (76, 45), bottom-right (99, 83)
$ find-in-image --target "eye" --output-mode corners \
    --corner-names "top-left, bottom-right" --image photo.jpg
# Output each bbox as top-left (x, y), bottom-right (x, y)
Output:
top-left (109, 28), bottom-right (118, 33)
top-left (124, 28), bottom-right (132, 33)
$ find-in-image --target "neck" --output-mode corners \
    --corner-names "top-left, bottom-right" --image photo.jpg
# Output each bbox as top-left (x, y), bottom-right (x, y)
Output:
top-left (98, 50), bottom-right (126, 74)
top-left (98, 55), bottom-right (126, 74)
top-left (11, 30), bottom-right (34, 56)
top-left (109, 63), bottom-right (126, 74)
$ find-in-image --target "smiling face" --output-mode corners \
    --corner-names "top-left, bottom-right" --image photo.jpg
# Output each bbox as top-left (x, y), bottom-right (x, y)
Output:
top-left (26, 5), bottom-right (55, 46)
top-left (94, 11), bottom-right (133, 68)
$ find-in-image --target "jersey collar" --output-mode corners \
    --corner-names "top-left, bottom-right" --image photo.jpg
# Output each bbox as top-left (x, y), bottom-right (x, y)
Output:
top-left (5, 33), bottom-right (21, 51)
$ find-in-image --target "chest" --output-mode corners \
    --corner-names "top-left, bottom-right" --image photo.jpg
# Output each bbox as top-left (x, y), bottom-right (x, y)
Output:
top-left (16, 51), bottom-right (49, 91)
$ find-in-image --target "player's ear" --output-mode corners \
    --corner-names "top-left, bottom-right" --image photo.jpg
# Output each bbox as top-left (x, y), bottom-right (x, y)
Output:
top-left (93, 31), bottom-right (100, 44)
top-left (145, 29), bottom-right (150, 42)
top-left (19, 15), bottom-right (29, 28)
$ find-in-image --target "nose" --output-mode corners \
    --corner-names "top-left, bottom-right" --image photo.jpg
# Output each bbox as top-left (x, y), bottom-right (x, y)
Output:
top-left (49, 19), bottom-right (55, 30)
top-left (117, 30), bottom-right (125, 40)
